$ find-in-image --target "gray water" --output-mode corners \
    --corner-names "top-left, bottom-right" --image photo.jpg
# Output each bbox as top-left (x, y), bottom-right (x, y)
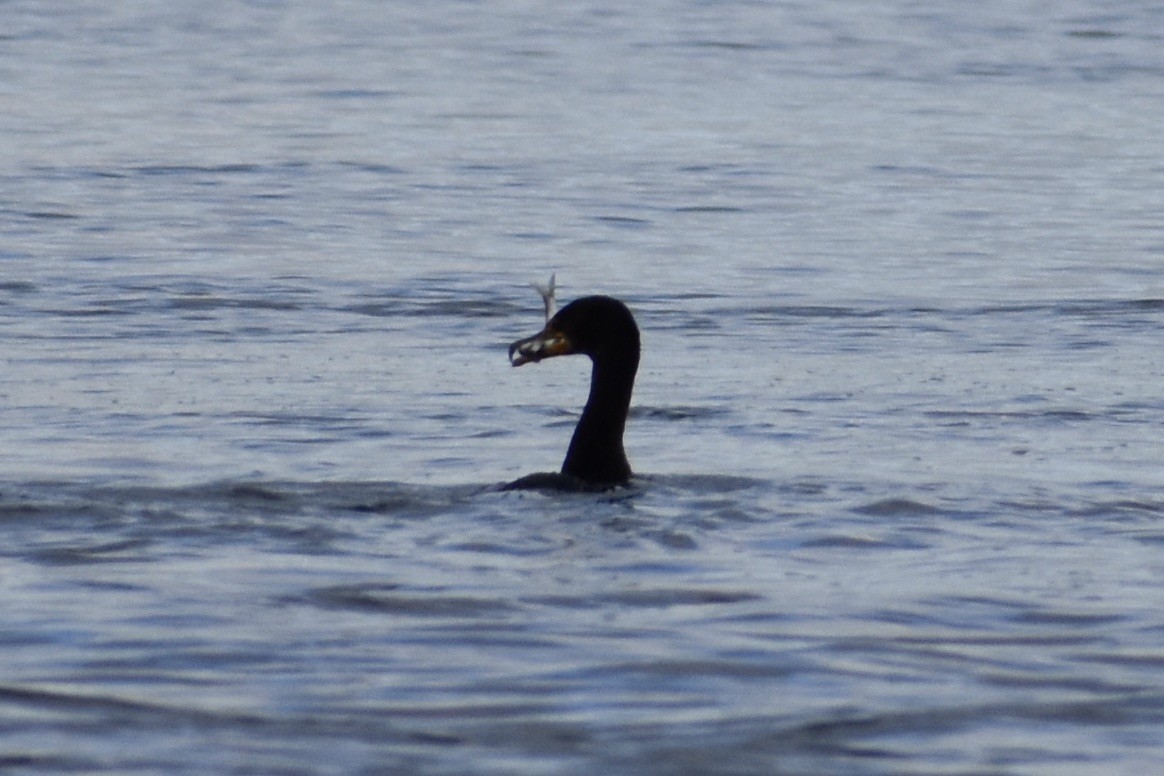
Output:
top-left (3, 1), bottom-right (1164, 773)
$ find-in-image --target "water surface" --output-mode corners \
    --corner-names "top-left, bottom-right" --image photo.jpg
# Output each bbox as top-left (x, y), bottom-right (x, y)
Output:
top-left (3, 1), bottom-right (1164, 773)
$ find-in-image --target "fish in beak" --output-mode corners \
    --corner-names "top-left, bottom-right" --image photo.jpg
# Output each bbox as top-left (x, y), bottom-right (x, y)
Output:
top-left (510, 273), bottom-right (570, 366)
top-left (509, 325), bottom-right (573, 366)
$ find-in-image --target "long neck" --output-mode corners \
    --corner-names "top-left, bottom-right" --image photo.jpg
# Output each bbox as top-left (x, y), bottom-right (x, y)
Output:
top-left (561, 350), bottom-right (638, 484)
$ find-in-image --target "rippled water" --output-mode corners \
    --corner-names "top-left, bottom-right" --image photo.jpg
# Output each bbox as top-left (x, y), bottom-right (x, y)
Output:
top-left (3, 1), bottom-right (1164, 773)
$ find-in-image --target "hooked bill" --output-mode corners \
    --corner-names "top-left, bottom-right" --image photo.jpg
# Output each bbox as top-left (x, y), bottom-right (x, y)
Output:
top-left (509, 328), bottom-right (570, 366)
